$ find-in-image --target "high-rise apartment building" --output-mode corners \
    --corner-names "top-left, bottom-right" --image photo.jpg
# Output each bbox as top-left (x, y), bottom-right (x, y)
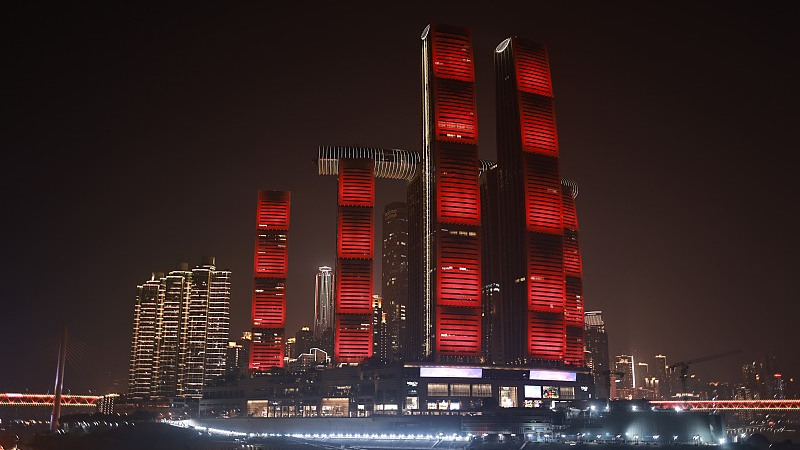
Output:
top-left (314, 266), bottom-right (334, 353)
top-left (129, 274), bottom-right (162, 399)
top-left (226, 332), bottom-right (251, 380)
top-left (128, 257), bottom-right (231, 399)
top-left (584, 311), bottom-right (610, 399)
top-left (250, 190), bottom-right (291, 371)
top-left (654, 354), bottom-right (671, 399)
top-left (382, 202), bottom-right (408, 360)
top-left (372, 295), bottom-right (389, 362)
top-left (614, 355), bottom-right (636, 399)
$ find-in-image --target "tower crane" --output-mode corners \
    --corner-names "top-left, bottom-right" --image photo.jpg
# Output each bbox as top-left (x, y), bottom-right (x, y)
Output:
top-left (668, 350), bottom-right (742, 400)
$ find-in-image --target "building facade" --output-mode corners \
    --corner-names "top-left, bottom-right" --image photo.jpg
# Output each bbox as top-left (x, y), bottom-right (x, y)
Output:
top-left (584, 311), bottom-right (610, 399)
top-left (313, 266), bottom-right (334, 354)
top-left (249, 190), bottom-right (291, 371)
top-left (128, 257), bottom-right (231, 399)
top-left (381, 202), bottom-right (408, 361)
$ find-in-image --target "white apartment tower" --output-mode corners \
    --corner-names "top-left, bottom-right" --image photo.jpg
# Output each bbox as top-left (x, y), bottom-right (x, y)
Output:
top-left (129, 256), bottom-right (231, 399)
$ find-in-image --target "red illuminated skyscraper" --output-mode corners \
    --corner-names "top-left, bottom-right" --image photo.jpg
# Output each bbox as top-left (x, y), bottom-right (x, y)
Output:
top-left (410, 23), bottom-right (483, 362)
top-left (494, 37), bottom-right (583, 365)
top-left (249, 190), bottom-right (290, 371)
top-left (335, 159), bottom-right (374, 364)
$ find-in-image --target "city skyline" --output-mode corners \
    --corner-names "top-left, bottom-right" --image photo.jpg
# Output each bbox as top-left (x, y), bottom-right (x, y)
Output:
top-left (3, 2), bottom-right (798, 393)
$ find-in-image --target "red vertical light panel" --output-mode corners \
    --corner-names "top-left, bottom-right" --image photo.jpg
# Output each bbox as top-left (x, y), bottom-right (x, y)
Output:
top-left (437, 230), bottom-right (481, 308)
top-left (528, 311), bottom-right (565, 359)
top-left (250, 190), bottom-right (290, 371)
top-left (436, 146), bottom-right (481, 224)
top-left (436, 307), bottom-right (481, 354)
top-left (335, 315), bottom-right (372, 363)
top-left (523, 153), bottom-right (563, 233)
top-left (513, 40), bottom-right (553, 97)
top-left (515, 40), bottom-right (558, 156)
top-left (335, 159), bottom-right (374, 364)
top-left (426, 24), bottom-right (483, 358)
top-left (527, 233), bottom-right (565, 313)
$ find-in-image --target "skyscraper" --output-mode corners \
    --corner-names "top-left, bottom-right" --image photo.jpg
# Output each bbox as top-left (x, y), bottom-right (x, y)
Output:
top-left (495, 35), bottom-right (582, 365)
top-left (313, 26), bottom-right (587, 369)
top-left (654, 354), bottom-right (672, 399)
top-left (584, 311), bottom-right (610, 399)
top-left (372, 295), bottom-right (388, 362)
top-left (183, 256), bottom-right (231, 397)
top-left (128, 257), bottom-right (231, 399)
top-left (614, 355), bottom-right (636, 399)
top-left (129, 273), bottom-right (162, 399)
top-left (250, 190), bottom-right (290, 371)
top-left (411, 23), bottom-right (483, 362)
top-left (334, 159), bottom-right (374, 364)
top-left (313, 266), bottom-right (334, 353)
top-left (382, 202), bottom-right (408, 360)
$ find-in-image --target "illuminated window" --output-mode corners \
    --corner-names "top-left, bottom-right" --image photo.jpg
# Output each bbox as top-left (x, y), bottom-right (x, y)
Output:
top-left (499, 386), bottom-right (518, 408)
top-left (406, 397), bottom-right (419, 410)
top-left (427, 383), bottom-right (448, 396)
top-left (472, 384), bottom-right (492, 397)
top-left (524, 385), bottom-right (542, 398)
top-left (559, 386), bottom-right (575, 400)
top-left (450, 383), bottom-right (470, 396)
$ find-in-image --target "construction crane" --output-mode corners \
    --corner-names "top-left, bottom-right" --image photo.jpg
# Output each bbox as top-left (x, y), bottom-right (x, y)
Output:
top-left (668, 350), bottom-right (743, 400)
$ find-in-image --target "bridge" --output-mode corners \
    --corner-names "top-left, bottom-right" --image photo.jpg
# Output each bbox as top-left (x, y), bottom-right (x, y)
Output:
top-left (0, 393), bottom-right (101, 407)
top-left (650, 400), bottom-right (800, 411)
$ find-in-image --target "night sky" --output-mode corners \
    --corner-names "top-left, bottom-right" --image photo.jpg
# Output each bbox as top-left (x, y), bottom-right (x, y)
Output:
top-left (3, 2), bottom-right (798, 395)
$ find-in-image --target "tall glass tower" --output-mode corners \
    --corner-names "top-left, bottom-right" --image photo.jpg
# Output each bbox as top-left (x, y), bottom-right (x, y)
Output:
top-left (314, 265), bottom-right (334, 353)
